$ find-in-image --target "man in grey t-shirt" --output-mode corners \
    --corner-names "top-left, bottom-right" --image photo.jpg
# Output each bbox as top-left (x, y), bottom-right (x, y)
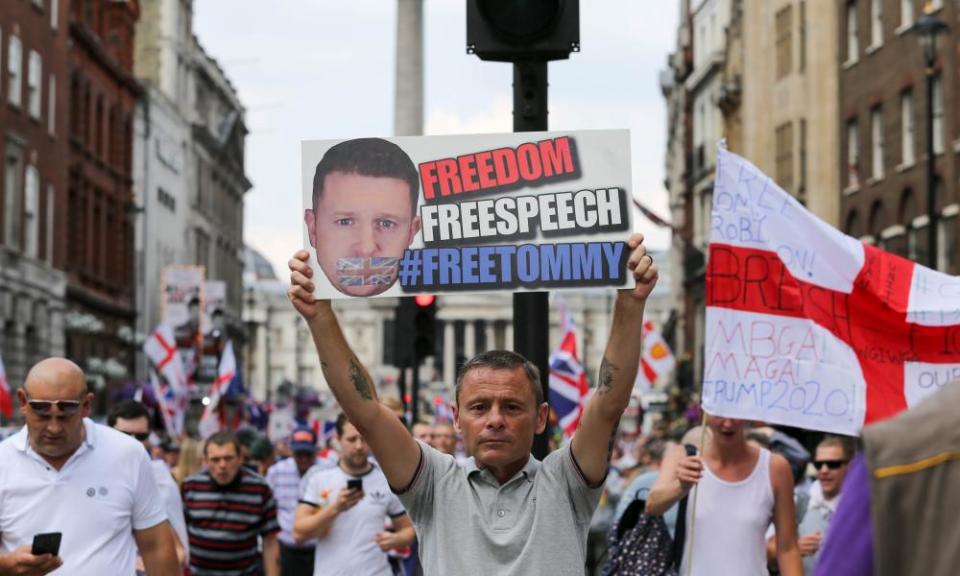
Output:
top-left (286, 233), bottom-right (659, 574)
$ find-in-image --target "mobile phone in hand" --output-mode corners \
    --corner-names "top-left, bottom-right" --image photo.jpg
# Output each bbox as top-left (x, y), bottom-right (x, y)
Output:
top-left (346, 478), bottom-right (363, 491)
top-left (31, 532), bottom-right (62, 556)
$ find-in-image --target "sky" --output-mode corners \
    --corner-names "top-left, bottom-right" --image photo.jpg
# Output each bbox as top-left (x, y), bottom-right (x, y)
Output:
top-left (193, 1), bottom-right (680, 277)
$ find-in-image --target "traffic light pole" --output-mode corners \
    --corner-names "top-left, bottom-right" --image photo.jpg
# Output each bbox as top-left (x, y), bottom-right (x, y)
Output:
top-left (512, 61), bottom-right (551, 460)
top-left (412, 362), bottom-right (421, 425)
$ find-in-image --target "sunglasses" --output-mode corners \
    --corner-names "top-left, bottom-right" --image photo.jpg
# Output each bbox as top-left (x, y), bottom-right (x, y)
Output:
top-left (812, 459), bottom-right (848, 470)
top-left (122, 431), bottom-right (151, 442)
top-left (26, 396), bottom-right (84, 416)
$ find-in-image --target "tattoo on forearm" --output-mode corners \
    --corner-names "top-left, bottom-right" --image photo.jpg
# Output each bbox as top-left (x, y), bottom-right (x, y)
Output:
top-left (349, 358), bottom-right (373, 400)
top-left (320, 361), bottom-right (330, 382)
top-left (598, 358), bottom-right (617, 395)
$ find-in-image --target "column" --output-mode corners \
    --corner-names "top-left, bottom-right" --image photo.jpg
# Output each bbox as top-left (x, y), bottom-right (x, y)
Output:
top-left (464, 320), bottom-right (476, 360)
top-left (443, 321), bottom-right (456, 386)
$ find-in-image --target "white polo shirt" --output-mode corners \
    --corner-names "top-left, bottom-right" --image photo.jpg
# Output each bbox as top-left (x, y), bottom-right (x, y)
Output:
top-left (0, 418), bottom-right (167, 575)
top-left (151, 459), bottom-right (189, 563)
top-left (299, 463), bottom-right (407, 576)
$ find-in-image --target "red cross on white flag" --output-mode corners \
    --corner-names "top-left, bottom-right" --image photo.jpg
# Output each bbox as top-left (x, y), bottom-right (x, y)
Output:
top-left (199, 340), bottom-right (236, 439)
top-left (704, 146), bottom-right (960, 435)
top-left (144, 324), bottom-right (190, 436)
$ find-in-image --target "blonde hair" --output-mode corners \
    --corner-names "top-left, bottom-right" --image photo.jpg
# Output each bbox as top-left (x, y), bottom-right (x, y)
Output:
top-left (173, 437), bottom-right (204, 487)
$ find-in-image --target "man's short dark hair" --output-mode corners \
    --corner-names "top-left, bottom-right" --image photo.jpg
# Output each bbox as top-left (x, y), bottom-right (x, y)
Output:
top-left (107, 400), bottom-right (151, 428)
top-left (455, 350), bottom-right (543, 407)
top-left (335, 412), bottom-right (351, 437)
top-left (312, 138), bottom-right (419, 215)
top-left (204, 431), bottom-right (242, 457)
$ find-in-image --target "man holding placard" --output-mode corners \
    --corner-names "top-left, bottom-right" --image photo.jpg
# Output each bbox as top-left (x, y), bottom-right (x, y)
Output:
top-left (287, 229), bottom-right (657, 574)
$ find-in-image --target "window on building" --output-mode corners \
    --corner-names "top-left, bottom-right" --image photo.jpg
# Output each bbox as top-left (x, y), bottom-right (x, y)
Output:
top-left (699, 188), bottom-right (713, 248)
top-left (871, 106), bottom-right (885, 180)
top-left (900, 188), bottom-right (919, 260)
top-left (900, 0), bottom-right (914, 29)
top-left (799, 1), bottom-right (806, 72)
top-left (869, 201), bottom-right (886, 247)
top-left (4, 142), bottom-right (24, 250)
top-left (47, 74), bottom-right (56, 135)
top-left (776, 122), bottom-right (795, 191)
top-left (8, 35), bottom-right (23, 107)
top-left (46, 184), bottom-right (54, 264)
top-left (157, 187), bottom-right (177, 212)
top-left (95, 96), bottom-right (104, 158)
top-left (799, 119), bottom-right (807, 196)
top-left (847, 119), bottom-right (860, 187)
top-left (900, 90), bottom-right (915, 166)
top-left (195, 228), bottom-right (210, 270)
top-left (846, 2), bottom-right (859, 64)
top-left (28, 51), bottom-right (42, 120)
top-left (776, 6), bottom-right (793, 79)
top-left (870, 0), bottom-right (883, 48)
top-left (845, 210), bottom-right (862, 238)
top-left (51, 0), bottom-right (59, 30)
top-left (932, 74), bottom-right (944, 154)
top-left (940, 211), bottom-right (957, 274)
top-left (24, 165), bottom-right (39, 258)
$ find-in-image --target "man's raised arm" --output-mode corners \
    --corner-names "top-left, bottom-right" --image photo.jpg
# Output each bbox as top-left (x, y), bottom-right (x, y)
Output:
top-left (288, 251), bottom-right (420, 489)
top-left (571, 234), bottom-right (658, 485)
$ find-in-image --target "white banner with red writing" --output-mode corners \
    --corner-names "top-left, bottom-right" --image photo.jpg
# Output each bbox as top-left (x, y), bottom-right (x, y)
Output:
top-left (704, 146), bottom-right (960, 436)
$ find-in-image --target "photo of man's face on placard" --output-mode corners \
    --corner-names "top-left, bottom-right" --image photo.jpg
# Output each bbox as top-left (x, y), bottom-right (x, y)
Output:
top-left (304, 138), bottom-right (421, 297)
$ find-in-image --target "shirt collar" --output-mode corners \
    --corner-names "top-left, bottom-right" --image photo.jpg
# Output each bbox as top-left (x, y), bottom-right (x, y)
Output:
top-left (15, 417), bottom-right (96, 453)
top-left (465, 453), bottom-right (541, 486)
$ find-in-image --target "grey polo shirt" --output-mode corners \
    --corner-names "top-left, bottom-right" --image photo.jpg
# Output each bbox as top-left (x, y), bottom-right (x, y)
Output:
top-left (395, 440), bottom-right (602, 575)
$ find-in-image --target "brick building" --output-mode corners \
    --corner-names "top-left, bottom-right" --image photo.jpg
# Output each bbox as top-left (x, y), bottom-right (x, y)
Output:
top-left (839, 0), bottom-right (958, 274)
top-left (65, 0), bottom-right (142, 389)
top-left (0, 0), bottom-right (69, 390)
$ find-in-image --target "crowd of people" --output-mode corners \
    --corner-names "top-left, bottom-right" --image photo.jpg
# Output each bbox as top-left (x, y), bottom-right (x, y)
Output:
top-left (0, 355), bottom-right (472, 576)
top-left (2, 230), bottom-right (955, 576)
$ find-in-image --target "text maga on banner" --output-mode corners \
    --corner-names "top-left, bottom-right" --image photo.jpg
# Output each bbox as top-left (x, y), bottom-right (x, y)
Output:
top-left (704, 146), bottom-right (960, 436)
top-left (301, 130), bottom-right (633, 299)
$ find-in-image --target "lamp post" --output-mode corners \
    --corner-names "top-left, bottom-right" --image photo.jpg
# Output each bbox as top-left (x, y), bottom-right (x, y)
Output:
top-left (913, 4), bottom-right (948, 269)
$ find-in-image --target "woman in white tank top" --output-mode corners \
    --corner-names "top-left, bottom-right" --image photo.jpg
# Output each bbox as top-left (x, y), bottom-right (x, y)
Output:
top-left (646, 417), bottom-right (803, 576)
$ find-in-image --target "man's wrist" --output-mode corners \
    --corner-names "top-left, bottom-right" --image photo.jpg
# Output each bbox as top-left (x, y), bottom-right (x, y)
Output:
top-left (307, 301), bottom-right (336, 327)
top-left (615, 289), bottom-right (647, 305)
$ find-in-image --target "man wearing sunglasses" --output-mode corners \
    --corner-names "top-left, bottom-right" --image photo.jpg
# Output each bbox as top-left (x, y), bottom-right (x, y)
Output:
top-left (108, 400), bottom-right (189, 570)
top-left (795, 436), bottom-right (854, 574)
top-left (0, 358), bottom-right (180, 576)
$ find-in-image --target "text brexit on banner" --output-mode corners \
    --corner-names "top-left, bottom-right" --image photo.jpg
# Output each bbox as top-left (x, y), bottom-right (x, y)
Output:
top-left (704, 147), bottom-right (960, 436)
top-left (301, 130), bottom-right (632, 299)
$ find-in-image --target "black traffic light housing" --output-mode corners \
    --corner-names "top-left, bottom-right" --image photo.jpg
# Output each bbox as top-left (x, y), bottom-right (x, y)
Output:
top-left (413, 295), bottom-right (437, 362)
top-left (393, 296), bottom-right (438, 367)
top-left (467, 0), bottom-right (580, 62)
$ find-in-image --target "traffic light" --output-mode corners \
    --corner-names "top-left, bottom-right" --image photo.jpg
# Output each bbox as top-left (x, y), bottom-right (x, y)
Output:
top-left (467, 0), bottom-right (580, 62)
top-left (413, 295), bottom-right (437, 362)
top-left (393, 296), bottom-right (438, 367)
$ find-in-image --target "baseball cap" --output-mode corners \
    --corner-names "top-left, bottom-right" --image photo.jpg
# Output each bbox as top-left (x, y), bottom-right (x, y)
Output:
top-left (290, 426), bottom-right (318, 453)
